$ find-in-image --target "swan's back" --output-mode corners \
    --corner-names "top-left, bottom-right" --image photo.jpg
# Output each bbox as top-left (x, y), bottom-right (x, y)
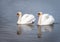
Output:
top-left (21, 14), bottom-right (35, 24)
top-left (25, 14), bottom-right (35, 23)
top-left (45, 15), bottom-right (55, 25)
top-left (42, 14), bottom-right (55, 25)
top-left (41, 14), bottom-right (49, 24)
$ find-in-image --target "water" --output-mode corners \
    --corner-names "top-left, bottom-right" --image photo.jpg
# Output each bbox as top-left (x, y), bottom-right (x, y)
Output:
top-left (0, 0), bottom-right (60, 42)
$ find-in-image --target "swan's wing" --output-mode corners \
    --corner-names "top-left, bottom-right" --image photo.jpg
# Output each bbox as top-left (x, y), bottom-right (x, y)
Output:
top-left (48, 15), bottom-right (55, 23)
top-left (20, 14), bottom-right (29, 24)
top-left (41, 14), bottom-right (49, 22)
top-left (21, 14), bottom-right (29, 20)
top-left (40, 14), bottom-right (48, 24)
top-left (44, 15), bottom-right (55, 25)
top-left (24, 14), bottom-right (35, 24)
top-left (21, 14), bottom-right (35, 24)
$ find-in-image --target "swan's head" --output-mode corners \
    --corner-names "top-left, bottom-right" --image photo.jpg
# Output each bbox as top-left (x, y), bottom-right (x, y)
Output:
top-left (38, 12), bottom-right (42, 16)
top-left (17, 12), bottom-right (22, 17)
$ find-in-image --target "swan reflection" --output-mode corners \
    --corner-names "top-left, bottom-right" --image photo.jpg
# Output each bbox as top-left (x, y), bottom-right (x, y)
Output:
top-left (37, 25), bottom-right (54, 38)
top-left (17, 24), bottom-right (34, 35)
top-left (17, 24), bottom-right (54, 38)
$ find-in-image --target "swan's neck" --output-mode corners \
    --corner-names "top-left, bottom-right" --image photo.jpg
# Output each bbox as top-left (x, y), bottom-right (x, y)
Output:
top-left (18, 15), bottom-right (22, 21)
top-left (17, 14), bottom-right (22, 24)
top-left (38, 15), bottom-right (42, 25)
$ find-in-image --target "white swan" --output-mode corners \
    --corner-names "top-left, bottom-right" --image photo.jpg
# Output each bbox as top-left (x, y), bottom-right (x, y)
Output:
top-left (17, 12), bottom-right (35, 24)
top-left (38, 12), bottom-right (55, 25)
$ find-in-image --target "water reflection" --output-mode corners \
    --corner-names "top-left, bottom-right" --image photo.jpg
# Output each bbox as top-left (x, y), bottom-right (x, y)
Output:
top-left (37, 25), bottom-right (42, 38)
top-left (17, 24), bottom-right (34, 35)
top-left (17, 25), bottom-right (22, 35)
top-left (37, 25), bottom-right (54, 38)
top-left (17, 24), bottom-right (54, 38)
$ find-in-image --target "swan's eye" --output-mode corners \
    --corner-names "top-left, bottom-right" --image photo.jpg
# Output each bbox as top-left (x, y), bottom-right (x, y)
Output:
top-left (38, 13), bottom-right (40, 16)
top-left (38, 13), bottom-right (42, 16)
top-left (38, 13), bottom-right (40, 15)
top-left (17, 13), bottom-right (19, 16)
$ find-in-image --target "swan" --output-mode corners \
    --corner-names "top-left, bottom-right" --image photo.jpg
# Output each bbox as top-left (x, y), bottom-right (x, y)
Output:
top-left (38, 12), bottom-right (55, 25)
top-left (17, 12), bottom-right (35, 24)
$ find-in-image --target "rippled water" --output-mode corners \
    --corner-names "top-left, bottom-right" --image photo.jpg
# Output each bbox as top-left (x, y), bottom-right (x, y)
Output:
top-left (0, 0), bottom-right (60, 42)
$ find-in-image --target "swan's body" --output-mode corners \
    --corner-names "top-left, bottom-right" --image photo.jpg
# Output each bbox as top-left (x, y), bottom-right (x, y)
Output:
top-left (17, 12), bottom-right (35, 24)
top-left (38, 12), bottom-right (55, 25)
